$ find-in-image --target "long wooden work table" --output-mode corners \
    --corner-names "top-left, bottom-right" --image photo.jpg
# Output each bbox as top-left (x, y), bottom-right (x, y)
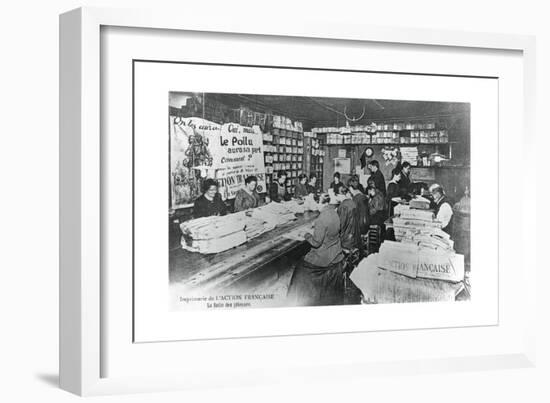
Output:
top-left (169, 211), bottom-right (319, 292)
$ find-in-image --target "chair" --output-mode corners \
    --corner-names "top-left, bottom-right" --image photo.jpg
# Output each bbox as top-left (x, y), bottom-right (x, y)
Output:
top-left (341, 247), bottom-right (362, 305)
top-left (366, 224), bottom-right (382, 254)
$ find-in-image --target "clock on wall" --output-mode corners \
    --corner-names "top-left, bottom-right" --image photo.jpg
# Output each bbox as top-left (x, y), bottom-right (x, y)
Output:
top-left (365, 147), bottom-right (374, 158)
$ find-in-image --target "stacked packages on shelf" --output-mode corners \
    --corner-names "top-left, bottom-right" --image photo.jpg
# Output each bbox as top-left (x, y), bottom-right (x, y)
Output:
top-left (400, 146), bottom-right (419, 165)
top-left (180, 200), bottom-right (311, 254)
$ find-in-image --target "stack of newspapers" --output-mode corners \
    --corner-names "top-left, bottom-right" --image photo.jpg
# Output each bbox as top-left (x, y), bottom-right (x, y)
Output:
top-left (392, 207), bottom-right (455, 250)
top-left (179, 200), bottom-right (313, 254)
top-left (179, 212), bottom-right (250, 254)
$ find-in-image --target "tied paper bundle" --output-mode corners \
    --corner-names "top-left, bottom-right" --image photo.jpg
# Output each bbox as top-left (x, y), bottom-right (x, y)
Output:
top-left (393, 208), bottom-right (442, 241)
top-left (399, 208), bottom-right (435, 221)
top-left (392, 206), bottom-right (454, 250)
top-left (399, 227), bottom-right (454, 252)
top-left (350, 253), bottom-right (464, 304)
top-left (180, 212), bottom-right (247, 238)
top-left (409, 196), bottom-right (431, 210)
top-left (375, 242), bottom-right (419, 278)
top-left (180, 212), bottom-right (253, 254)
top-left (375, 241), bottom-right (464, 282)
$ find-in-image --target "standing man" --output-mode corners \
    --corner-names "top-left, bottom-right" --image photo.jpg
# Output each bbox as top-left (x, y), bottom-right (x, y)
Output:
top-left (386, 167), bottom-right (402, 216)
top-left (429, 183), bottom-right (453, 235)
top-left (399, 161), bottom-right (413, 196)
top-left (367, 160), bottom-right (386, 196)
top-left (348, 178), bottom-right (369, 235)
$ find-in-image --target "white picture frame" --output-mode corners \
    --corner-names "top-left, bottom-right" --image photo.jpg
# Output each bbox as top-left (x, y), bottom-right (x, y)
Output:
top-left (60, 6), bottom-right (537, 396)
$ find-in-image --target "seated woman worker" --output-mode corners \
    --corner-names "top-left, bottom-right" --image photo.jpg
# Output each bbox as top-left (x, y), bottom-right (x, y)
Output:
top-left (306, 173), bottom-right (318, 197)
top-left (329, 171), bottom-right (344, 195)
top-left (193, 178), bottom-right (228, 218)
top-left (233, 175), bottom-right (261, 212)
top-left (294, 174), bottom-right (309, 199)
top-left (337, 186), bottom-right (362, 253)
top-left (348, 177), bottom-right (369, 235)
top-left (269, 171), bottom-right (292, 202)
top-left (286, 195), bottom-right (346, 307)
top-left (366, 183), bottom-right (386, 226)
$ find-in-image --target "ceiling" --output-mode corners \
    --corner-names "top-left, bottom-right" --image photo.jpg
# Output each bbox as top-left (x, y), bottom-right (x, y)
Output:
top-left (171, 92), bottom-right (470, 130)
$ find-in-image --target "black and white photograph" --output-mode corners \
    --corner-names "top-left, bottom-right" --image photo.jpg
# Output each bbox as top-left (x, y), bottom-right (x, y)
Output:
top-left (168, 92), bottom-right (471, 311)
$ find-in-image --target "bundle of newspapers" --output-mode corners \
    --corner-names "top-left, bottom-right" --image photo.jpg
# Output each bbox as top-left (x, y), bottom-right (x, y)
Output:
top-left (180, 212), bottom-right (251, 254)
top-left (392, 205), bottom-right (454, 251)
top-left (372, 240), bottom-right (464, 282)
top-left (364, 202), bottom-right (464, 282)
top-left (180, 202), bottom-right (302, 254)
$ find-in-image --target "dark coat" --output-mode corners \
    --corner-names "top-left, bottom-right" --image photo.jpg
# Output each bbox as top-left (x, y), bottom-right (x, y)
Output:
top-left (352, 192), bottom-right (369, 234)
top-left (306, 183), bottom-right (318, 197)
top-left (303, 206), bottom-right (344, 267)
top-left (269, 181), bottom-right (291, 202)
top-left (399, 171), bottom-right (412, 196)
top-left (193, 193), bottom-right (227, 218)
top-left (287, 206), bottom-right (345, 307)
top-left (337, 199), bottom-right (362, 251)
top-left (233, 188), bottom-right (261, 212)
top-left (386, 181), bottom-right (401, 215)
top-left (370, 170), bottom-right (386, 195)
top-left (294, 182), bottom-right (309, 199)
top-left (368, 189), bottom-right (386, 227)
top-left (329, 181), bottom-right (344, 195)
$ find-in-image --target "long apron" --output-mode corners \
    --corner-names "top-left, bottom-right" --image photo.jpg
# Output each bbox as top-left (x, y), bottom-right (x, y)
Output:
top-left (286, 258), bottom-right (345, 307)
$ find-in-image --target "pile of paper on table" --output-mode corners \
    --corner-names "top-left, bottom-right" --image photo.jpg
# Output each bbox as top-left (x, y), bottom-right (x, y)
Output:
top-left (282, 200), bottom-right (306, 215)
top-left (250, 202), bottom-right (297, 230)
top-left (302, 194), bottom-right (322, 212)
top-left (179, 212), bottom-right (250, 254)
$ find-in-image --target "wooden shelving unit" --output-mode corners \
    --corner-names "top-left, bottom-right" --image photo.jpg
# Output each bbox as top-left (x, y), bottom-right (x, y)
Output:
top-left (263, 126), bottom-right (304, 195)
top-left (310, 136), bottom-right (324, 190)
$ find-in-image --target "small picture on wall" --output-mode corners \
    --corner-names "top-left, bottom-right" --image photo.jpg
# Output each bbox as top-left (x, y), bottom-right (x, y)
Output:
top-left (333, 157), bottom-right (351, 174)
